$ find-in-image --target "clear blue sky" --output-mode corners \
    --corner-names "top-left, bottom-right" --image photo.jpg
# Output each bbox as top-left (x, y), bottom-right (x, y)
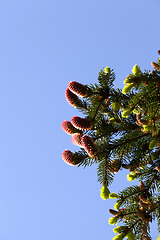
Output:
top-left (0, 1), bottom-right (160, 240)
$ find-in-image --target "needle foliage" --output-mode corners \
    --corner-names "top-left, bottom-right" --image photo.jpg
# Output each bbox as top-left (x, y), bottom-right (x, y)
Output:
top-left (61, 51), bottom-right (160, 240)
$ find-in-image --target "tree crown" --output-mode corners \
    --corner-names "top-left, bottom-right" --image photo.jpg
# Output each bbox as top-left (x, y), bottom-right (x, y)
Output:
top-left (62, 51), bottom-right (160, 240)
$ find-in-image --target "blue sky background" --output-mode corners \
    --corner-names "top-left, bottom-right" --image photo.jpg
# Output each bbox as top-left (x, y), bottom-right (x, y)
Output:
top-left (0, 0), bottom-right (160, 240)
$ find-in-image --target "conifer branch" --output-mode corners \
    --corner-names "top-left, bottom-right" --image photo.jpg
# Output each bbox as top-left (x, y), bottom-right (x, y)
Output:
top-left (120, 189), bottom-right (142, 202)
top-left (62, 51), bottom-right (160, 239)
top-left (130, 87), bottom-right (157, 111)
top-left (93, 98), bottom-right (105, 120)
top-left (146, 172), bottom-right (157, 191)
top-left (104, 159), bottom-right (108, 186)
top-left (109, 132), bottom-right (150, 150)
top-left (109, 93), bottom-right (130, 100)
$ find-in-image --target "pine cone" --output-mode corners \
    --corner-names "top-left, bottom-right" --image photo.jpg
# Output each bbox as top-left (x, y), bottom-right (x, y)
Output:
top-left (61, 120), bottom-right (80, 135)
top-left (71, 133), bottom-right (84, 147)
top-left (135, 120), bottom-right (142, 126)
top-left (81, 135), bottom-right (98, 158)
top-left (109, 209), bottom-right (119, 216)
top-left (139, 201), bottom-right (153, 210)
top-left (71, 116), bottom-right (93, 130)
top-left (136, 209), bottom-right (143, 219)
top-left (155, 164), bottom-right (160, 171)
top-left (140, 181), bottom-right (145, 191)
top-left (136, 209), bottom-right (149, 221)
top-left (65, 88), bottom-right (82, 107)
top-left (139, 195), bottom-right (151, 205)
top-left (110, 159), bottom-right (121, 173)
top-left (136, 113), bottom-right (149, 126)
top-left (122, 164), bottom-right (131, 169)
top-left (139, 201), bottom-right (149, 210)
top-left (151, 62), bottom-right (160, 70)
top-left (62, 150), bottom-right (83, 166)
top-left (129, 162), bottom-right (139, 172)
top-left (68, 81), bottom-right (92, 97)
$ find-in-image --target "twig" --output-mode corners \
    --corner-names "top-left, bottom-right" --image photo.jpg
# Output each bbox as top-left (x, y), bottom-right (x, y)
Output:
top-left (109, 133), bottom-right (150, 150)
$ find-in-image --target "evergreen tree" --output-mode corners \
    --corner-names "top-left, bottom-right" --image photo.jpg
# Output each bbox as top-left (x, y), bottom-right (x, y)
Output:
top-left (61, 50), bottom-right (160, 240)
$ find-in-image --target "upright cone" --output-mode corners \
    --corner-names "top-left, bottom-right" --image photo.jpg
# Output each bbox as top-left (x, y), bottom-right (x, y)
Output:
top-left (62, 150), bottom-right (83, 166)
top-left (68, 81), bottom-right (92, 97)
top-left (71, 116), bottom-right (93, 130)
top-left (71, 133), bottom-right (84, 147)
top-left (81, 135), bottom-right (98, 158)
top-left (61, 120), bottom-right (80, 135)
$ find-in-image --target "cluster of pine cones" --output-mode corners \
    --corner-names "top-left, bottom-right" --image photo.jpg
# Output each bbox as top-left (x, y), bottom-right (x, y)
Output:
top-left (61, 81), bottom-right (98, 165)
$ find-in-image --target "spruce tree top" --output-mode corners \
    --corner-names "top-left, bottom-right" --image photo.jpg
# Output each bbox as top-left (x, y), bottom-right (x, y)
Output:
top-left (62, 51), bottom-right (160, 240)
